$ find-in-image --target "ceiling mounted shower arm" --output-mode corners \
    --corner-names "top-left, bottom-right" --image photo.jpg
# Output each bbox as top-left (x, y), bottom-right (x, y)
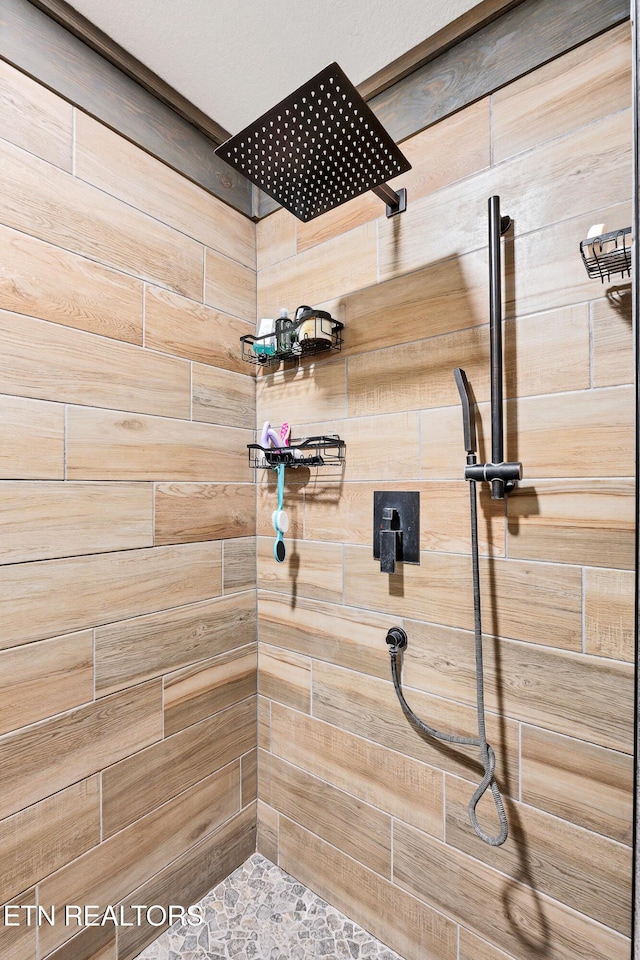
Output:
top-left (371, 183), bottom-right (408, 218)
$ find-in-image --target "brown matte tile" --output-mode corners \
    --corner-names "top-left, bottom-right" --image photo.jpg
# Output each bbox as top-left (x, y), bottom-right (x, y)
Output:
top-left (521, 725), bottom-right (633, 844)
top-left (584, 567), bottom-right (635, 662)
top-left (445, 773), bottom-right (631, 934)
top-left (163, 647), bottom-right (257, 735)
top-left (0, 60), bottom-right (72, 170)
top-left (259, 642), bottom-right (311, 713)
top-left (393, 820), bottom-right (630, 960)
top-left (279, 817), bottom-right (457, 960)
top-left (492, 23), bottom-right (631, 162)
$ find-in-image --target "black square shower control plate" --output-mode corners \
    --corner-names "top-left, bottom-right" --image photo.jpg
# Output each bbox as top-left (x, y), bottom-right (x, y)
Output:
top-left (215, 62), bottom-right (411, 222)
top-left (373, 491), bottom-right (420, 566)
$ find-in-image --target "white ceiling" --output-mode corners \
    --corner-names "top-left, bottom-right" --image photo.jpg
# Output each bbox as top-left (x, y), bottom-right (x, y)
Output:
top-left (67, 0), bottom-right (483, 135)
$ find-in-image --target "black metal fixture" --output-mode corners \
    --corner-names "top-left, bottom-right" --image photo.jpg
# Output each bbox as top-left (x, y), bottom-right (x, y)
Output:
top-left (215, 62), bottom-right (411, 222)
top-left (373, 491), bottom-right (420, 574)
top-left (455, 196), bottom-right (522, 500)
top-left (580, 226), bottom-right (632, 282)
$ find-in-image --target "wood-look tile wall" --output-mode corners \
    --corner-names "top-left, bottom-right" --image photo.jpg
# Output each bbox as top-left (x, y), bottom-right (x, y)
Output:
top-left (255, 22), bottom-right (634, 960)
top-left (0, 61), bottom-right (257, 960)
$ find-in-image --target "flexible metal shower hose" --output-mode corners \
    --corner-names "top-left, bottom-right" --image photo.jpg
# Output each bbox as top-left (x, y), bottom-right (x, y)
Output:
top-left (388, 478), bottom-right (508, 846)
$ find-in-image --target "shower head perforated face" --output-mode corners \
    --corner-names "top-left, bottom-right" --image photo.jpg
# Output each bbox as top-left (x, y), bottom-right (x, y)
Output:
top-left (215, 62), bottom-right (411, 222)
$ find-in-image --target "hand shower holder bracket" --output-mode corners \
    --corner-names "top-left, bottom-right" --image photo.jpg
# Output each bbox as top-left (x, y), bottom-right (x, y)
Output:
top-left (464, 459), bottom-right (522, 495)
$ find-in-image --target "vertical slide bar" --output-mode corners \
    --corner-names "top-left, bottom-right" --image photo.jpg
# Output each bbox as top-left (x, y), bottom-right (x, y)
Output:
top-left (488, 195), bottom-right (504, 499)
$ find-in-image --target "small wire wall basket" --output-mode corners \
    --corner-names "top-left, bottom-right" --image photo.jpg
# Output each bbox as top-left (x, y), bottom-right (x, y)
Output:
top-left (580, 227), bottom-right (632, 282)
top-left (241, 310), bottom-right (344, 367)
top-left (248, 435), bottom-right (345, 469)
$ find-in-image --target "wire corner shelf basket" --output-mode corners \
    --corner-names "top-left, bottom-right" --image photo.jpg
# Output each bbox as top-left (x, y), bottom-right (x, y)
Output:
top-left (580, 227), bottom-right (632, 283)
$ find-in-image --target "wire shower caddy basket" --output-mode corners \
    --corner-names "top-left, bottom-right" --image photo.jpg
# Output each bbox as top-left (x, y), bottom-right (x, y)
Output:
top-left (580, 227), bottom-right (632, 282)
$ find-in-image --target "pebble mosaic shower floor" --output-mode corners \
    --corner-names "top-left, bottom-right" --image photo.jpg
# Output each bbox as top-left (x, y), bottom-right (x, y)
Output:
top-left (136, 853), bottom-right (403, 960)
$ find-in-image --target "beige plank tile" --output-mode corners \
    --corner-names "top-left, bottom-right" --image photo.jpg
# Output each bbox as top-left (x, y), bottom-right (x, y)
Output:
top-left (592, 291), bottom-right (634, 388)
top-left (164, 647), bottom-right (257, 735)
top-left (205, 247), bottom-right (256, 322)
top-left (259, 642), bottom-right (311, 713)
top-left (422, 387), bottom-right (635, 480)
top-left (279, 818), bottom-right (457, 960)
top-left (38, 763), bottom-right (240, 955)
top-left (445, 773), bottom-right (631, 935)
top-left (257, 221), bottom-right (377, 318)
top-left (257, 800), bottom-right (279, 862)
top-left (492, 23), bottom-right (632, 162)
top-left (0, 223), bottom-right (142, 344)
top-left (0, 680), bottom-right (162, 821)
top-left (0, 138), bottom-right (203, 299)
top-left (459, 930), bottom-right (517, 960)
top-left (584, 567), bottom-right (634, 662)
top-left (0, 776), bottom-right (99, 904)
top-left (345, 543), bottom-right (474, 629)
top-left (144, 285), bottom-right (252, 374)
top-left (504, 304), bottom-right (590, 397)
top-left (506, 386), bottom-right (634, 479)
top-left (0, 481), bottom-right (152, 564)
top-left (116, 805), bottom-right (255, 960)
top-left (260, 750), bottom-right (391, 877)
top-left (303, 480), bottom-right (505, 556)
top-left (298, 412), bottom-right (420, 482)
top-left (500, 109), bottom-right (631, 237)
top-left (313, 660), bottom-right (519, 795)
top-left (102, 696), bottom-right (255, 835)
top-left (403, 620), bottom-right (633, 752)
top-left (0, 309), bottom-right (190, 418)
top-left (0, 540), bottom-right (222, 649)
top-left (45, 925), bottom-right (114, 960)
top-left (324, 247), bottom-right (488, 358)
top-left (348, 325), bottom-right (489, 418)
top-left (66, 407), bottom-right (252, 482)
top-left (258, 536), bottom-right (343, 603)
top-left (0, 395), bottom-right (64, 479)
top-left (296, 99), bottom-right (491, 254)
top-left (75, 112), bottom-right (255, 268)
top-left (258, 592), bottom-right (401, 680)
top-left (347, 304), bottom-right (589, 419)
top-left (256, 209), bottom-right (296, 270)
top-left (154, 483), bottom-right (255, 545)
top-left (507, 479), bottom-right (634, 568)
top-left (223, 538), bottom-right (257, 594)
top-left (95, 591), bottom-right (254, 697)
top-left (257, 357), bottom-right (346, 425)
top-left (521, 725), bottom-right (633, 844)
top-left (0, 59), bottom-right (72, 169)
top-left (0, 888), bottom-right (36, 960)
top-left (0, 630), bottom-right (93, 735)
top-left (378, 169), bottom-right (494, 282)
top-left (345, 545), bottom-right (581, 648)
top-left (192, 364), bottom-right (255, 428)
top-left (271, 703), bottom-right (443, 837)
top-left (393, 820), bottom-right (630, 960)
top-left (479, 555), bottom-right (582, 649)
top-left (241, 749), bottom-right (257, 807)
top-left (258, 695), bottom-right (271, 750)
top-left (508, 202), bottom-right (631, 317)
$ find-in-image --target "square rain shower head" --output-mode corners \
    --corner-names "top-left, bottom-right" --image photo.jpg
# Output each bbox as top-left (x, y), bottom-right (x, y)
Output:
top-left (215, 62), bottom-right (412, 222)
